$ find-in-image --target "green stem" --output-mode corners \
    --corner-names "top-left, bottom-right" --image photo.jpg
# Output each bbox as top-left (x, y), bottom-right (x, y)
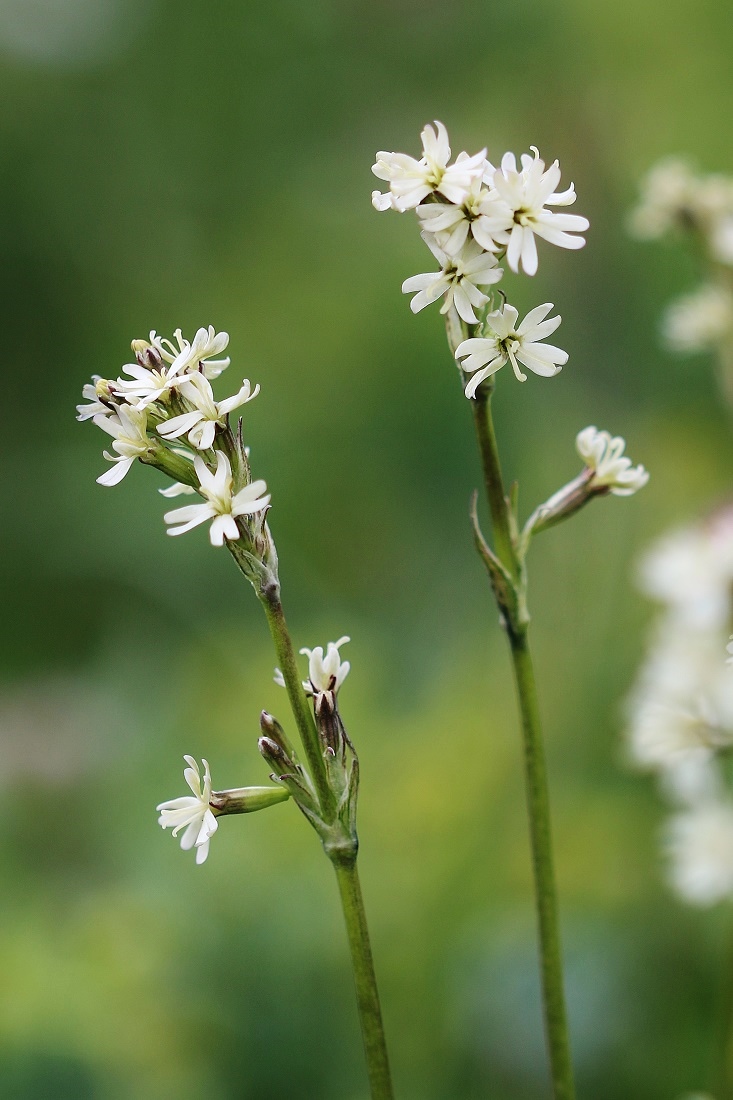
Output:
top-left (470, 389), bottom-right (516, 575)
top-left (510, 629), bottom-right (575, 1100)
top-left (472, 387), bottom-right (576, 1100)
top-left (333, 858), bottom-right (394, 1100)
top-left (260, 591), bottom-right (337, 821)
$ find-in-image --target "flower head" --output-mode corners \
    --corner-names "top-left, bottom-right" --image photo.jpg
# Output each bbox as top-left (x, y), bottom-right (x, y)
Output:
top-left (486, 148), bottom-right (589, 275)
top-left (372, 121), bottom-right (486, 212)
top-left (151, 326), bottom-right (231, 380)
top-left (416, 170), bottom-right (502, 256)
top-left (93, 404), bottom-right (151, 485)
top-left (575, 426), bottom-right (649, 496)
top-left (158, 374), bottom-right (260, 451)
top-left (662, 284), bottom-right (733, 353)
top-left (164, 450), bottom-right (270, 546)
top-left (455, 302), bottom-right (567, 396)
top-left (402, 237), bottom-right (502, 324)
top-left (301, 636), bottom-right (350, 713)
top-left (157, 755), bottom-right (218, 865)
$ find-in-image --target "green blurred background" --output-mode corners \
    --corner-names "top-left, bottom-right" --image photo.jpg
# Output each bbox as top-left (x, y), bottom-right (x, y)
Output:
top-left (1, 0), bottom-right (732, 1096)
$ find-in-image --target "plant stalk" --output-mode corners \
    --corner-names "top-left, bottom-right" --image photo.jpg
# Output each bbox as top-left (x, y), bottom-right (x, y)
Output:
top-left (472, 383), bottom-right (576, 1100)
top-left (333, 857), bottom-right (395, 1100)
top-left (259, 590), bottom-right (337, 821)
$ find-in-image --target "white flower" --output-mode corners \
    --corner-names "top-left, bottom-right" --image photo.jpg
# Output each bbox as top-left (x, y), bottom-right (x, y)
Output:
top-left (575, 426), bottom-right (649, 496)
top-left (638, 511), bottom-right (733, 630)
top-left (158, 374), bottom-right (260, 451)
top-left (151, 326), bottom-right (231, 380)
top-left (629, 158), bottom-right (701, 240)
top-left (164, 450), bottom-right (270, 546)
top-left (157, 755), bottom-right (218, 865)
top-left (662, 284), bottom-right (733, 353)
top-left (402, 237), bottom-right (502, 324)
top-left (301, 636), bottom-right (350, 711)
top-left (115, 350), bottom-right (192, 410)
top-left (372, 120), bottom-right (486, 212)
top-left (486, 148), bottom-right (589, 275)
top-left (455, 302), bottom-right (567, 396)
top-left (416, 170), bottom-right (502, 256)
top-left (93, 405), bottom-right (151, 486)
top-left (76, 377), bottom-right (116, 421)
top-left (665, 802), bottom-right (733, 906)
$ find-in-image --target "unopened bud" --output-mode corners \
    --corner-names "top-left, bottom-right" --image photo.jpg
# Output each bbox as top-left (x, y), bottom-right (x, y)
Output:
top-left (131, 339), bottom-right (163, 370)
top-left (94, 377), bottom-right (117, 404)
top-left (259, 711), bottom-right (297, 762)
top-left (210, 785), bottom-right (289, 815)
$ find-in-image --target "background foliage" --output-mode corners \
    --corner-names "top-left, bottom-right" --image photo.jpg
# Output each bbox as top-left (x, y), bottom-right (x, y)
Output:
top-left (2, 0), bottom-right (732, 1096)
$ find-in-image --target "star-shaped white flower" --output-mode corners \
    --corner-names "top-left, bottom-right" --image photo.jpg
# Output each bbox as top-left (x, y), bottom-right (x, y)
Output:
top-left (115, 350), bottom-right (192, 410)
top-left (576, 426), bottom-right (649, 496)
top-left (151, 326), bottom-right (231, 380)
top-left (164, 450), bottom-right (270, 546)
top-left (157, 755), bottom-right (218, 865)
top-left (416, 169), bottom-right (503, 256)
top-left (301, 636), bottom-right (350, 712)
top-left (158, 374), bottom-right (260, 451)
top-left (402, 237), bottom-right (502, 324)
top-left (93, 404), bottom-right (151, 485)
top-left (487, 148), bottom-right (589, 275)
top-left (455, 302), bottom-right (567, 396)
top-left (372, 121), bottom-right (486, 212)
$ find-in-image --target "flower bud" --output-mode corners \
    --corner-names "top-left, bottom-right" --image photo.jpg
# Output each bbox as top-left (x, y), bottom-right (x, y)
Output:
top-left (131, 339), bottom-right (164, 370)
top-left (209, 785), bottom-right (290, 815)
top-left (259, 711), bottom-right (297, 763)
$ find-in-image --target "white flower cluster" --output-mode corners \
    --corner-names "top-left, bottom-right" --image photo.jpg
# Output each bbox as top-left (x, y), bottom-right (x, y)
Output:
top-left (373, 122), bottom-right (588, 397)
top-left (631, 159), bottom-right (733, 357)
top-left (77, 326), bottom-right (270, 547)
top-left (627, 506), bottom-right (733, 906)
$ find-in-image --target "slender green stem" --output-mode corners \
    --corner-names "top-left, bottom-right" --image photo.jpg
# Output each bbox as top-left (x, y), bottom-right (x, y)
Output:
top-left (509, 629), bottom-right (575, 1100)
top-left (260, 591), bottom-right (337, 820)
top-left (470, 390), bottom-right (516, 576)
top-left (472, 386), bottom-right (576, 1100)
top-left (333, 857), bottom-right (394, 1100)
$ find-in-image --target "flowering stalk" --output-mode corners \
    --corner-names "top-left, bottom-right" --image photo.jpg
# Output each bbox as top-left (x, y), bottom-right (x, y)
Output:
top-left (454, 320), bottom-right (575, 1100)
top-left (374, 121), bottom-right (648, 1099)
top-left (79, 326), bottom-right (393, 1100)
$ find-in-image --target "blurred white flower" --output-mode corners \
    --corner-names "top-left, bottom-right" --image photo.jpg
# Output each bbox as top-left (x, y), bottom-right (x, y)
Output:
top-left (402, 237), bottom-right (502, 324)
top-left (575, 426), bottom-right (649, 496)
top-left (486, 148), bottom-right (588, 275)
top-left (93, 404), bottom-right (150, 486)
top-left (662, 284), bottom-right (733, 353)
top-left (164, 450), bottom-right (270, 546)
top-left (666, 802), bottom-right (733, 906)
top-left (638, 511), bottom-right (733, 630)
top-left (301, 636), bottom-right (350, 712)
top-left (629, 158), bottom-right (701, 239)
top-left (157, 755), bottom-right (218, 865)
top-left (158, 374), bottom-right (260, 451)
top-left (372, 121), bottom-right (486, 212)
top-left (455, 302), bottom-right (567, 396)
